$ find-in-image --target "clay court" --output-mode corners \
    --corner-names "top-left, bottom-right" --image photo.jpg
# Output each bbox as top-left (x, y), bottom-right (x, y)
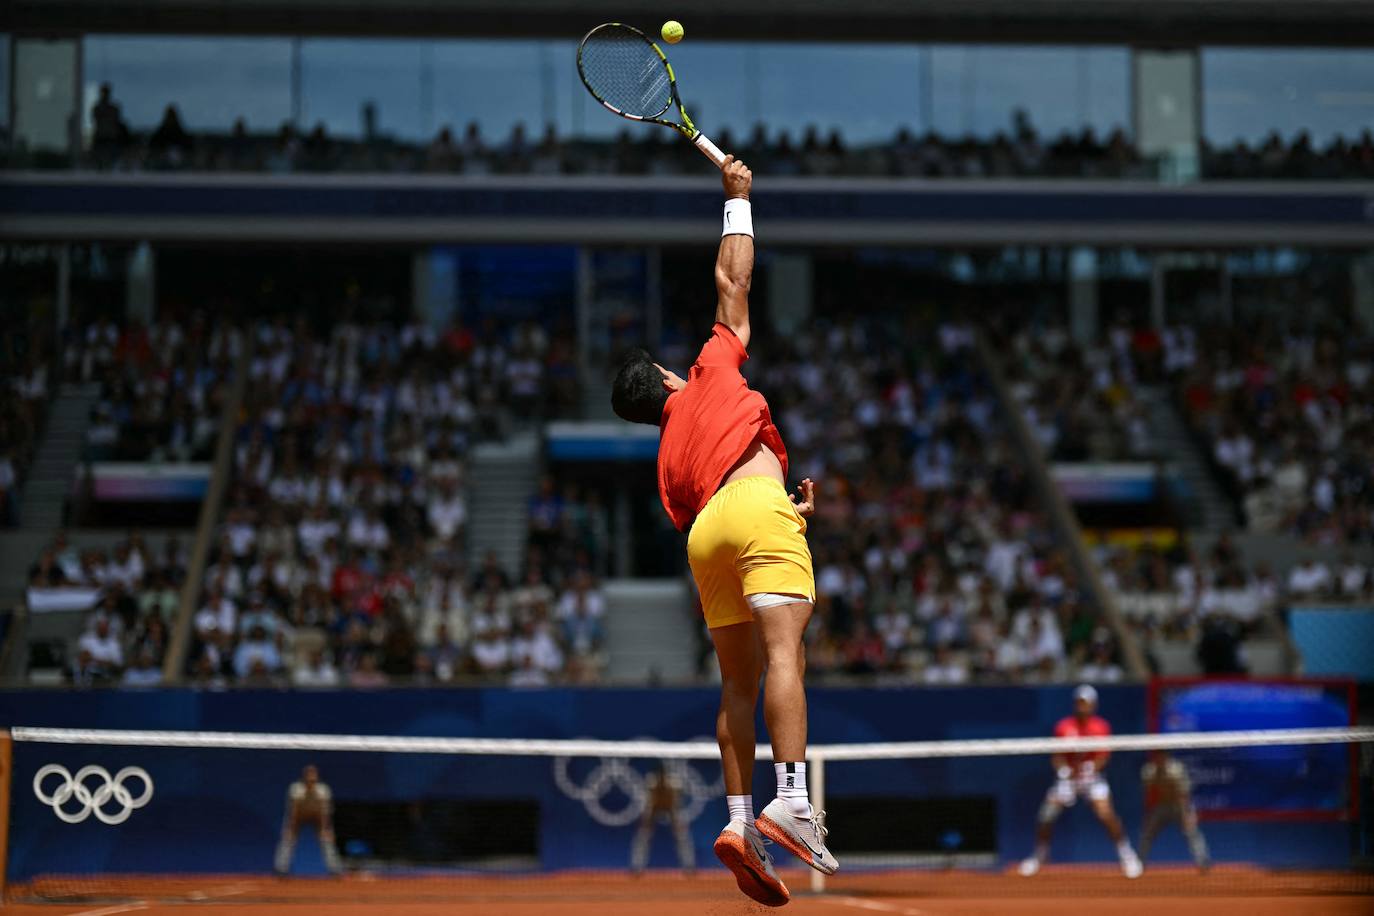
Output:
top-left (8, 868), bottom-right (1373, 916)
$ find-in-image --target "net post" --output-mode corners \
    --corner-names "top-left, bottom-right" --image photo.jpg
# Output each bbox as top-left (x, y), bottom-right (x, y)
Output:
top-left (809, 753), bottom-right (826, 894)
top-left (0, 730), bottom-right (11, 901)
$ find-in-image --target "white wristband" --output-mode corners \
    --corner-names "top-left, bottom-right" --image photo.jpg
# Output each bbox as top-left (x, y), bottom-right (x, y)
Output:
top-left (723, 198), bottom-right (753, 238)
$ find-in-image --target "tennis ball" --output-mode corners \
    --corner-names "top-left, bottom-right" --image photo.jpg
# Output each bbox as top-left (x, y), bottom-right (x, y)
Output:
top-left (661, 20), bottom-right (684, 44)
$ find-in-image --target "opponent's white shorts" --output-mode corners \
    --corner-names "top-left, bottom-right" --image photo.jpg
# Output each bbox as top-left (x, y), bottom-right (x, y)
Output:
top-left (1048, 776), bottom-right (1111, 806)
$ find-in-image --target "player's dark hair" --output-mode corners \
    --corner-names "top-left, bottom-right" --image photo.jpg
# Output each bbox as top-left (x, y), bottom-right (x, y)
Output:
top-left (611, 348), bottom-right (669, 426)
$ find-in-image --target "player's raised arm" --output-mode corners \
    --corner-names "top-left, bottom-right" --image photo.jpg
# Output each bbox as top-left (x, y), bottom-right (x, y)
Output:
top-left (715, 155), bottom-right (754, 349)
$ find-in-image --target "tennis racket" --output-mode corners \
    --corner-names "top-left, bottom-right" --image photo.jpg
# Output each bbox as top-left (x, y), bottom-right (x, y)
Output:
top-left (576, 22), bottom-right (727, 169)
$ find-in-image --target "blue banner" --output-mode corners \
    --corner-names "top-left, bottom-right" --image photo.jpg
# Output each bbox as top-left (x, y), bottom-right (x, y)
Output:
top-left (1, 685), bottom-right (1356, 879)
top-left (1154, 681), bottom-right (1353, 816)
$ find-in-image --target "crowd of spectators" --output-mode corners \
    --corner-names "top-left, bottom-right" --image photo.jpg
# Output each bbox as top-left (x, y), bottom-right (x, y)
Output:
top-left (24, 530), bottom-right (186, 686)
top-left (1171, 323), bottom-right (1374, 544)
top-left (1, 352), bottom-right (50, 527)
top-left (1003, 322), bottom-right (1156, 463)
top-left (9, 86), bottom-right (1363, 180)
top-left (526, 475), bottom-right (612, 581)
top-left (1098, 533), bottom-right (1372, 675)
top-left (1203, 130), bottom-right (1374, 181)
top-left (65, 316), bottom-right (237, 463)
top-left (28, 304), bottom-right (1370, 688)
top-left (183, 316), bottom-right (601, 688)
top-left (693, 318), bottom-right (1127, 686)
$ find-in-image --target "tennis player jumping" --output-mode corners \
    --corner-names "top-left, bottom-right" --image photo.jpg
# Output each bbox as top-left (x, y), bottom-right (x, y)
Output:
top-left (611, 155), bottom-right (836, 907)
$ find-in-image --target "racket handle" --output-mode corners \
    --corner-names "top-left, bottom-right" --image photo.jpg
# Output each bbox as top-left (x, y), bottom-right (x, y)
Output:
top-left (693, 133), bottom-right (728, 169)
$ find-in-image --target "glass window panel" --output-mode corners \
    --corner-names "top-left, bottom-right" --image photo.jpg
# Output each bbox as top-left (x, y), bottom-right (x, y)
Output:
top-left (429, 41), bottom-right (549, 146)
top-left (1204, 48), bottom-right (1374, 145)
top-left (82, 36), bottom-right (291, 133)
top-left (14, 38), bottom-right (79, 155)
top-left (300, 38), bottom-right (424, 140)
top-left (930, 46), bottom-right (1128, 139)
top-left (67, 36), bottom-right (1137, 158)
top-left (755, 44), bottom-right (920, 144)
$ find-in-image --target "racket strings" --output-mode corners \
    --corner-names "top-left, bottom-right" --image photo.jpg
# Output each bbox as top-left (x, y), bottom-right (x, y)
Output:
top-left (580, 28), bottom-right (673, 118)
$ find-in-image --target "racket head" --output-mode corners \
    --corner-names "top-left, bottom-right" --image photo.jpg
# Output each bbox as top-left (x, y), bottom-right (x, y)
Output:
top-left (577, 23), bottom-right (677, 124)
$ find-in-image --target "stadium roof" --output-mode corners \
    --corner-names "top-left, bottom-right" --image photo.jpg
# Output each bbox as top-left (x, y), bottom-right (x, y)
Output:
top-left (10, 0), bottom-right (1374, 46)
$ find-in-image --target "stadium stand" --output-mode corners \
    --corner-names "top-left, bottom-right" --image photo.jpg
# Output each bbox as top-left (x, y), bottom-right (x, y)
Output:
top-left (1173, 323), bottom-right (1374, 544)
top-left (0, 352), bottom-right (49, 528)
top-left (42, 84), bottom-right (1374, 180)
top-left (65, 316), bottom-right (235, 463)
top-left (1003, 322), bottom-right (1157, 463)
top-left (180, 317), bottom-right (603, 687)
top-left (24, 528), bottom-right (186, 685)
top-left (735, 318), bottom-right (1123, 684)
top-left (1098, 534), bottom-right (1372, 676)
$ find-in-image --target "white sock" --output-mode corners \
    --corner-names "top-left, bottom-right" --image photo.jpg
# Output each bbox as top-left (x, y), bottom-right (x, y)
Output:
top-left (1117, 840), bottom-right (1136, 858)
top-left (727, 794), bottom-right (753, 824)
top-left (1032, 842), bottom-right (1049, 862)
top-left (775, 762), bottom-right (812, 817)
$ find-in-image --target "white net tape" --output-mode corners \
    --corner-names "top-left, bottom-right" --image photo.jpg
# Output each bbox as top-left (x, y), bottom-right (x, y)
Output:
top-left (11, 725), bottom-right (1374, 760)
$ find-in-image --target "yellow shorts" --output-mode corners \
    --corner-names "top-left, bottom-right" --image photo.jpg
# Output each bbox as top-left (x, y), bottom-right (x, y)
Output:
top-left (687, 476), bottom-right (815, 630)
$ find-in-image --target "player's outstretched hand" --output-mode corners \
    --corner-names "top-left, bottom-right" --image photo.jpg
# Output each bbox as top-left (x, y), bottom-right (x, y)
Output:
top-left (790, 478), bottom-right (816, 517)
top-left (722, 155), bottom-right (751, 200)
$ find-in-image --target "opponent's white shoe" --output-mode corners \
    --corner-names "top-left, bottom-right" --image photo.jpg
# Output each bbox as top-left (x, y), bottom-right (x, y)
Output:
top-left (1018, 856), bottom-right (1042, 877)
top-left (1120, 850), bottom-right (1143, 879)
top-left (755, 798), bottom-right (839, 876)
top-left (713, 819), bottom-right (789, 907)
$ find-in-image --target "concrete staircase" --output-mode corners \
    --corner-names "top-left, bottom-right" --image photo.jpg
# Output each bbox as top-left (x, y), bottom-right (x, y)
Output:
top-left (1139, 386), bottom-right (1236, 532)
top-left (20, 382), bottom-right (100, 531)
top-left (579, 370), bottom-right (615, 422)
top-left (465, 431), bottom-right (541, 576)
top-left (0, 528), bottom-right (54, 676)
top-left (1, 383), bottom-right (99, 679)
top-left (0, 530), bottom-right (49, 619)
top-left (602, 579), bottom-right (699, 683)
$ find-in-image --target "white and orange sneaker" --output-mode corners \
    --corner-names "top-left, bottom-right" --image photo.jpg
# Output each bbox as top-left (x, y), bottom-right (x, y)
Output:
top-left (756, 798), bottom-right (839, 876)
top-left (713, 819), bottom-right (789, 907)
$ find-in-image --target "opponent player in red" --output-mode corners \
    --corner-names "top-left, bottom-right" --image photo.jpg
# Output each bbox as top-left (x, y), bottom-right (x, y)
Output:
top-left (611, 155), bottom-right (837, 908)
top-left (1019, 685), bottom-right (1142, 878)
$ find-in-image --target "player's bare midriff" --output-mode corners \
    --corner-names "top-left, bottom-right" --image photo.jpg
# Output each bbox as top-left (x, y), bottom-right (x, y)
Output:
top-left (719, 433), bottom-right (784, 489)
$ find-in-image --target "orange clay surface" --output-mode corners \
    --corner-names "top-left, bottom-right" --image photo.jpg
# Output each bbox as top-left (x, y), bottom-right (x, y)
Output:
top-left (7, 867), bottom-right (1372, 916)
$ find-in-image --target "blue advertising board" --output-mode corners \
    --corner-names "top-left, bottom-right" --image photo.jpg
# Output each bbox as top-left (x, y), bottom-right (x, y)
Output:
top-left (1151, 679), bottom-right (1355, 819)
top-left (0, 685), bottom-right (1357, 880)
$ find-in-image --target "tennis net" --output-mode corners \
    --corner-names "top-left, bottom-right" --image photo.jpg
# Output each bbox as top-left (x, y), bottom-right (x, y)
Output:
top-left (4, 724), bottom-right (1372, 907)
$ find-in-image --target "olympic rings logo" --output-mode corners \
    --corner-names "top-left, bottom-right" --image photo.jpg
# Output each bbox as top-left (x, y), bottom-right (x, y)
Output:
top-left (553, 739), bottom-right (723, 828)
top-left (33, 764), bottom-right (154, 825)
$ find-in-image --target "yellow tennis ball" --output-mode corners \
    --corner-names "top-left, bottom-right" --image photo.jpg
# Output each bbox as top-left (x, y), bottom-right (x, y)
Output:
top-left (661, 20), bottom-right (684, 44)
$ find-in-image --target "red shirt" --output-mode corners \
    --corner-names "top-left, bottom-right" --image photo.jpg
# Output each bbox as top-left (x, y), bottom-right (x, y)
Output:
top-left (1054, 714), bottom-right (1111, 770)
top-left (657, 323), bottom-right (788, 531)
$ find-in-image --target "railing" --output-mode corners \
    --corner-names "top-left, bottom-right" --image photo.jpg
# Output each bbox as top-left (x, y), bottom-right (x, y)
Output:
top-left (3, 171), bottom-right (1372, 246)
top-left (161, 330), bottom-right (252, 684)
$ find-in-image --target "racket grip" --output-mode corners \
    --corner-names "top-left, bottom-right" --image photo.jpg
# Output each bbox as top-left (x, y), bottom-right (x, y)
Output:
top-left (693, 133), bottom-right (728, 169)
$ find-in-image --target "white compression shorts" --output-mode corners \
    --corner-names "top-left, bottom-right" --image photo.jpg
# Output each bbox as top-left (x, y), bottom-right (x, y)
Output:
top-left (746, 592), bottom-right (814, 610)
